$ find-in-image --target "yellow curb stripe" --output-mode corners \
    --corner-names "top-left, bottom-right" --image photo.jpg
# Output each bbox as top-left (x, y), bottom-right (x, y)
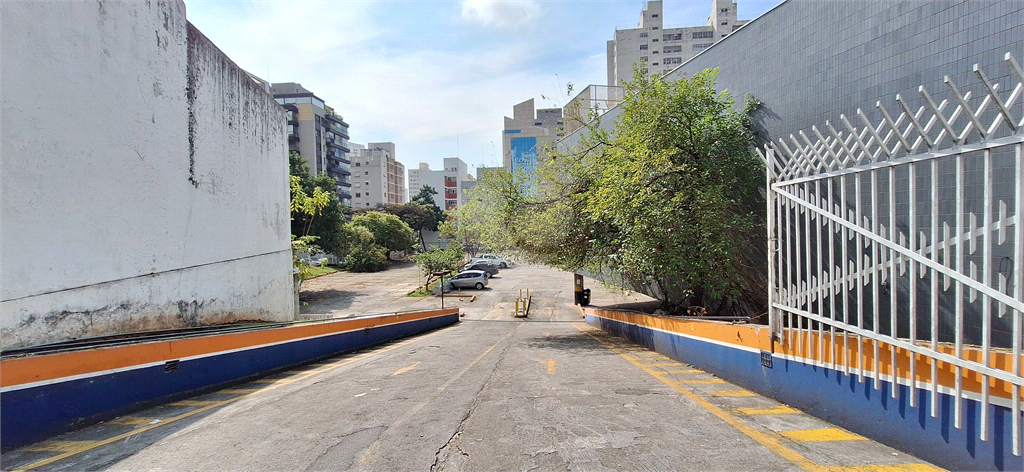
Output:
top-left (106, 417), bottom-right (162, 426)
top-left (169, 400), bottom-right (223, 407)
top-left (736, 406), bottom-right (799, 416)
top-left (18, 441), bottom-right (98, 453)
top-left (218, 388), bottom-right (258, 395)
top-left (643, 362), bottom-right (684, 367)
top-left (11, 329), bottom-right (447, 472)
top-left (781, 428), bottom-right (867, 442)
top-left (826, 465), bottom-right (942, 472)
top-left (666, 369), bottom-right (703, 374)
top-left (710, 390), bottom-right (758, 397)
top-left (676, 379), bottom-right (728, 385)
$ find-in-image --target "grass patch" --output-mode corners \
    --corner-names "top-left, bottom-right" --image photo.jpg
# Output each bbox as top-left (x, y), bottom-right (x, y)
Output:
top-left (408, 279), bottom-right (442, 297)
top-left (300, 265), bottom-right (338, 280)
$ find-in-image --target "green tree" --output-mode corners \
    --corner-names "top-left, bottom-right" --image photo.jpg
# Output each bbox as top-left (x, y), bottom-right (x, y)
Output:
top-left (289, 152), bottom-right (346, 254)
top-left (343, 225), bottom-right (389, 272)
top-left (349, 211), bottom-right (416, 254)
top-left (410, 186), bottom-right (446, 229)
top-left (375, 202), bottom-right (437, 251)
top-left (472, 68), bottom-right (764, 315)
top-left (410, 242), bottom-right (464, 282)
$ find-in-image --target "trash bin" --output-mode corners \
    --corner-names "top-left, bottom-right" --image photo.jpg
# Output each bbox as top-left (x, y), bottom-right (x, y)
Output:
top-left (580, 288), bottom-right (591, 307)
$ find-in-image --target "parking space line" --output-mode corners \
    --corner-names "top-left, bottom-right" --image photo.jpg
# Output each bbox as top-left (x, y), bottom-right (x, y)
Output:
top-left (570, 323), bottom-right (940, 472)
top-left (736, 406), bottom-right (800, 416)
top-left (709, 390), bottom-right (758, 397)
top-left (18, 441), bottom-right (98, 453)
top-left (781, 428), bottom-right (867, 442)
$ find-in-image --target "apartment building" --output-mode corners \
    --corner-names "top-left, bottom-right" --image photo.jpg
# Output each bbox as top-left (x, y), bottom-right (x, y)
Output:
top-left (407, 158), bottom-right (472, 211)
top-left (350, 142), bottom-right (406, 208)
top-left (502, 98), bottom-right (563, 175)
top-left (270, 82), bottom-right (353, 205)
top-left (607, 0), bottom-right (746, 86)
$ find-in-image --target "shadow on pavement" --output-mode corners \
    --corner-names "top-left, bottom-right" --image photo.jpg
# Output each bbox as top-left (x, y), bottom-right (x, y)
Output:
top-left (523, 333), bottom-right (613, 353)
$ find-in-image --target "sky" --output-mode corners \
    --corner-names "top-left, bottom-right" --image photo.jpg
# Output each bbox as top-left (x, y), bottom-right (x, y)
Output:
top-left (184, 0), bottom-right (781, 177)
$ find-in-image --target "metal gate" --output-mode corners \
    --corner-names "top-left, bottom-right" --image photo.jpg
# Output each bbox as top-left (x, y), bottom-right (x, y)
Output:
top-left (760, 52), bottom-right (1024, 453)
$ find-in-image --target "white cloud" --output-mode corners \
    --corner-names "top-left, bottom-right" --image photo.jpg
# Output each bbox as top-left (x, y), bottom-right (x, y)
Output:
top-left (460, 0), bottom-right (540, 30)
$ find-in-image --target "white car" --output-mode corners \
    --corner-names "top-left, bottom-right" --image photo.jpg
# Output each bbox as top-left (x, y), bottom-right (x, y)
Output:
top-left (471, 254), bottom-right (513, 268)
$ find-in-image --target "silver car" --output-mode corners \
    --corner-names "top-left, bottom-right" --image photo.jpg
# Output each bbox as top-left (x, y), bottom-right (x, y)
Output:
top-left (448, 270), bottom-right (488, 290)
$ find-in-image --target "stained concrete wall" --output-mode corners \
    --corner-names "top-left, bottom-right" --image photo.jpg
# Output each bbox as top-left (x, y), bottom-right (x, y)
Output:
top-left (0, 0), bottom-right (293, 349)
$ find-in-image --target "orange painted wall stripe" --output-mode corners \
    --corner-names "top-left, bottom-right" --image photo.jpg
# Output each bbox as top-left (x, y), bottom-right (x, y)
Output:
top-left (0, 309), bottom-right (457, 388)
top-left (587, 308), bottom-right (1024, 400)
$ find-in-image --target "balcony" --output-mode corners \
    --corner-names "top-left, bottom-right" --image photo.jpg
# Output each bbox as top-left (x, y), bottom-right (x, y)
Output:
top-left (445, 190), bottom-right (458, 199)
top-left (444, 177), bottom-right (457, 188)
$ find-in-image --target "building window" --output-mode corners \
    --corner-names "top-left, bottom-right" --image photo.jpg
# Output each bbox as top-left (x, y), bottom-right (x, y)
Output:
top-left (651, 14), bottom-right (658, 17)
top-left (639, 44), bottom-right (648, 50)
top-left (365, 171), bottom-right (370, 175)
top-left (721, 8), bottom-right (729, 12)
top-left (664, 57), bottom-right (682, 65)
top-left (693, 43), bottom-right (713, 51)
top-left (663, 33), bottom-right (682, 41)
top-left (640, 32), bottom-right (648, 38)
top-left (640, 56), bottom-right (648, 62)
top-left (355, 193), bottom-right (361, 197)
top-left (693, 31), bottom-right (713, 39)
top-left (355, 162), bottom-right (360, 166)
top-left (651, 27), bottom-right (658, 30)
top-left (721, 21), bottom-right (728, 25)
top-left (652, 39), bottom-right (658, 42)
top-left (653, 63), bottom-right (659, 66)
top-left (664, 45), bottom-right (682, 53)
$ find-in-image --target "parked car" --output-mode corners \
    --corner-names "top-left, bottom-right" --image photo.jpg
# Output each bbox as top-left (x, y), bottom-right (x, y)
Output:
top-left (463, 261), bottom-right (499, 277)
top-left (472, 254), bottom-right (513, 268)
top-left (447, 270), bottom-right (488, 290)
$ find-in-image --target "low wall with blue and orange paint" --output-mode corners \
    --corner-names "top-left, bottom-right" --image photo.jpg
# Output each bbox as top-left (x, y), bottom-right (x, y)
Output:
top-left (0, 309), bottom-right (459, 451)
top-left (586, 308), bottom-right (1024, 471)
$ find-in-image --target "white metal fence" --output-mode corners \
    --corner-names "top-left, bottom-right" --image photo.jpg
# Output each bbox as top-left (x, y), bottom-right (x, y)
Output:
top-left (760, 52), bottom-right (1024, 453)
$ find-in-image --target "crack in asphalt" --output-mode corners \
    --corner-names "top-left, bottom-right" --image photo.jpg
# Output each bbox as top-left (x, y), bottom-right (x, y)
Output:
top-left (430, 324), bottom-right (522, 471)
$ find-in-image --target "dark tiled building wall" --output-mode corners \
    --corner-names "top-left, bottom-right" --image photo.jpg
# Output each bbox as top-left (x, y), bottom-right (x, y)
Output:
top-left (670, 0), bottom-right (1022, 147)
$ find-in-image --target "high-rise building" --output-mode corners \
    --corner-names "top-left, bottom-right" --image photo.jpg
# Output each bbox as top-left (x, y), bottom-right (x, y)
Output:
top-left (270, 83), bottom-right (353, 205)
top-left (408, 158), bottom-right (472, 211)
top-left (350, 142), bottom-right (406, 208)
top-left (502, 98), bottom-right (562, 175)
top-left (607, 0), bottom-right (746, 86)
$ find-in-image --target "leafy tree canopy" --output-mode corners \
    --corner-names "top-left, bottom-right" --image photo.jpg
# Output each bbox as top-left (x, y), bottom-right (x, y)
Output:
top-left (464, 68), bottom-right (765, 314)
top-left (349, 211), bottom-right (416, 253)
top-left (289, 152), bottom-right (346, 254)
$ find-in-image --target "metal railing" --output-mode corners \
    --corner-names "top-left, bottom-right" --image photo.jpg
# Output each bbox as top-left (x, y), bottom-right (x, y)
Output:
top-left (759, 52), bottom-right (1024, 454)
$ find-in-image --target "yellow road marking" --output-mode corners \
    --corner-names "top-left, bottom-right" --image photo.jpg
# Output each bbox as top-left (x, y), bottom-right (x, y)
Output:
top-left (709, 390), bottom-right (758, 397)
top-left (570, 322), bottom-right (823, 472)
top-left (19, 441), bottom-right (98, 452)
top-left (571, 323), bottom-right (942, 472)
top-left (542, 359), bottom-right (556, 374)
top-left (106, 417), bottom-right (161, 426)
top-left (170, 400), bottom-right (222, 407)
top-left (736, 406), bottom-right (799, 416)
top-left (391, 361), bottom-right (421, 376)
top-left (676, 379), bottom-right (727, 385)
top-left (666, 369), bottom-right (703, 374)
top-left (642, 362), bottom-right (684, 367)
top-left (781, 428), bottom-right (867, 442)
top-left (218, 388), bottom-right (258, 395)
top-left (12, 330), bottom-right (447, 472)
top-left (827, 465), bottom-right (942, 472)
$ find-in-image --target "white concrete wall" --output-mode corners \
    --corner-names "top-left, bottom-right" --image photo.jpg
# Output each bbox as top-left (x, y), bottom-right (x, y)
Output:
top-left (0, 0), bottom-right (293, 349)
